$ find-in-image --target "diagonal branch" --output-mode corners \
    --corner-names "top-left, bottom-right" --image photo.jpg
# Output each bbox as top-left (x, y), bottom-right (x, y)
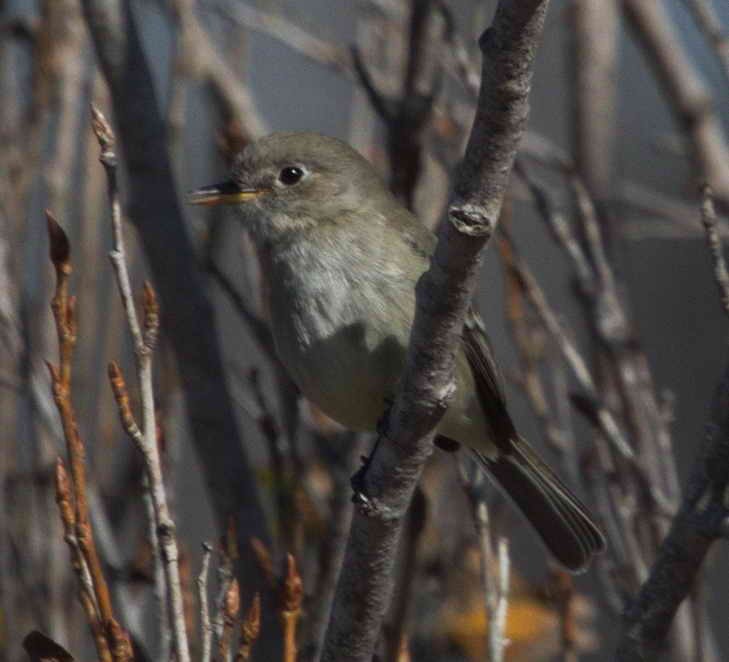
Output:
top-left (320, 2), bottom-right (551, 660)
top-left (616, 187), bottom-right (729, 660)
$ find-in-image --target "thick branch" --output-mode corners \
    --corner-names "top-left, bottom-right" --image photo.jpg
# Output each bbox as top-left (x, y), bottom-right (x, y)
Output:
top-left (320, 2), bottom-right (550, 660)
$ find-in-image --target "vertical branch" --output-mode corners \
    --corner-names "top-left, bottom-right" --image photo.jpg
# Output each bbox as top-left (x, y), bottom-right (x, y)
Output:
top-left (198, 542), bottom-right (213, 662)
top-left (460, 461), bottom-right (510, 662)
top-left (699, 185), bottom-right (729, 317)
top-left (218, 578), bottom-right (240, 662)
top-left (235, 593), bottom-right (261, 662)
top-left (321, 3), bottom-right (551, 660)
top-left (45, 212), bottom-right (117, 662)
top-left (386, 487), bottom-right (426, 662)
top-left (568, 0), bottom-right (619, 206)
top-left (91, 106), bottom-right (191, 662)
top-left (281, 554), bottom-right (303, 662)
top-left (54, 459), bottom-right (112, 662)
top-left (80, 0), bottom-right (271, 602)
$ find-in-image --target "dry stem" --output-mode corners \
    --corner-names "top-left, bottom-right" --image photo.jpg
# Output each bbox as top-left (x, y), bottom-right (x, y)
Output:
top-left (197, 542), bottom-right (213, 662)
top-left (236, 593), bottom-right (261, 662)
top-left (46, 211), bottom-right (116, 662)
top-left (91, 105), bottom-right (191, 662)
top-left (281, 554), bottom-right (303, 662)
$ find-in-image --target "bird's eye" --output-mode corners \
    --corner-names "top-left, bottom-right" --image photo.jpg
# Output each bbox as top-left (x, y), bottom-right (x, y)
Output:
top-left (279, 166), bottom-right (305, 186)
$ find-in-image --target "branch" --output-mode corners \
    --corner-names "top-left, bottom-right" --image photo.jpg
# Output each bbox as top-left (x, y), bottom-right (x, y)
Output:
top-left (681, 0), bottom-right (729, 89)
top-left (45, 212), bottom-right (117, 662)
top-left (616, 190), bottom-right (729, 660)
top-left (623, 0), bottom-right (729, 206)
top-left (569, 0), bottom-right (619, 203)
top-left (616, 360), bottom-right (729, 660)
top-left (320, 2), bottom-right (551, 660)
top-left (197, 542), bottom-right (213, 662)
top-left (91, 106), bottom-right (191, 662)
top-left (281, 554), bottom-right (303, 662)
top-left (699, 185), bottom-right (729, 319)
top-left (80, 0), bottom-right (271, 607)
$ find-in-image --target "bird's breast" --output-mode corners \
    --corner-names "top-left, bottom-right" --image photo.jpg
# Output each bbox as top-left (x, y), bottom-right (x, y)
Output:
top-left (265, 243), bottom-right (412, 430)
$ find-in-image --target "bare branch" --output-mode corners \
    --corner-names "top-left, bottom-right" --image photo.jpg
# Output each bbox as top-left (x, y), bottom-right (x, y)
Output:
top-left (281, 554), bottom-right (303, 662)
top-left (235, 593), bottom-right (261, 662)
top-left (45, 212), bottom-right (116, 662)
top-left (699, 184), bottom-right (729, 319)
top-left (80, 0), bottom-right (271, 604)
top-left (569, 0), bottom-right (619, 203)
top-left (92, 105), bottom-right (191, 662)
top-left (321, 3), bottom-right (551, 660)
top-left (616, 360), bottom-right (729, 660)
top-left (197, 542), bottom-right (214, 662)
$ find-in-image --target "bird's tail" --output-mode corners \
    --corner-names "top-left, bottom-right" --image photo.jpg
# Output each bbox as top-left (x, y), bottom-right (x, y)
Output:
top-left (474, 436), bottom-right (606, 573)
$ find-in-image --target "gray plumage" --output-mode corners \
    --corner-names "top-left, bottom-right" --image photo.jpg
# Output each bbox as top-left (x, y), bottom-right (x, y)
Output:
top-left (191, 131), bottom-right (606, 572)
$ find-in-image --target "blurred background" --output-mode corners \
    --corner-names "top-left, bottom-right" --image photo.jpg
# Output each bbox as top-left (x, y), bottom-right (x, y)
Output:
top-left (2, 0), bottom-right (729, 660)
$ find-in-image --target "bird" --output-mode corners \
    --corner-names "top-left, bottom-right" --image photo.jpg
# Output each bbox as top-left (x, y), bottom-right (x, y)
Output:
top-left (189, 131), bottom-right (606, 572)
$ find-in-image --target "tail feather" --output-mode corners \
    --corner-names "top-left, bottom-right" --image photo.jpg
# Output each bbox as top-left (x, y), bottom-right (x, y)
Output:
top-left (474, 437), bottom-right (605, 573)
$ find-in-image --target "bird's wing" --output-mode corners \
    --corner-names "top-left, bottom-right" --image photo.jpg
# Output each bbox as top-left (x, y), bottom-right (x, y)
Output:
top-left (461, 309), bottom-right (517, 450)
top-left (393, 208), bottom-right (517, 448)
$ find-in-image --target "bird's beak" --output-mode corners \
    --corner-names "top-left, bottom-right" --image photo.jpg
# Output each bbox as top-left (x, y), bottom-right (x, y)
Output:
top-left (187, 180), bottom-right (264, 206)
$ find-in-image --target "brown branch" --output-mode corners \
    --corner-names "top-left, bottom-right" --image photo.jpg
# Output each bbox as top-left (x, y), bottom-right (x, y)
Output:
top-left (54, 459), bottom-right (112, 662)
top-left (235, 593), bottom-right (261, 662)
top-left (281, 554), bottom-right (303, 662)
top-left (218, 578), bottom-right (240, 662)
top-left (320, 2), bottom-right (551, 660)
top-left (45, 212), bottom-right (116, 662)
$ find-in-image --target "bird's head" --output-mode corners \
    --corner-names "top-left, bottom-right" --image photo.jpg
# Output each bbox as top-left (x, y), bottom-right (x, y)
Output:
top-left (189, 132), bottom-right (390, 243)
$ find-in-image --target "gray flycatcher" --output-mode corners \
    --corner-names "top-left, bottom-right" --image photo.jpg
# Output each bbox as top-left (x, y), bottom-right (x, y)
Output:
top-left (190, 132), bottom-right (605, 572)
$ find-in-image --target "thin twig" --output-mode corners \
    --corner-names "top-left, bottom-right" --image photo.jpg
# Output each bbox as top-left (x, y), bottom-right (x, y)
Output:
top-left (45, 212), bottom-right (116, 662)
top-left (281, 554), bottom-right (303, 662)
top-left (91, 105), bottom-right (191, 662)
top-left (218, 578), bottom-right (240, 662)
top-left (497, 229), bottom-right (634, 459)
top-left (81, 0), bottom-right (272, 610)
top-left (198, 542), bottom-right (213, 662)
top-left (235, 593), bottom-right (261, 662)
top-left (54, 458), bottom-right (112, 662)
top-left (699, 184), bottom-right (729, 319)
top-left (212, 540), bottom-right (235, 654)
top-left (488, 538), bottom-right (510, 662)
